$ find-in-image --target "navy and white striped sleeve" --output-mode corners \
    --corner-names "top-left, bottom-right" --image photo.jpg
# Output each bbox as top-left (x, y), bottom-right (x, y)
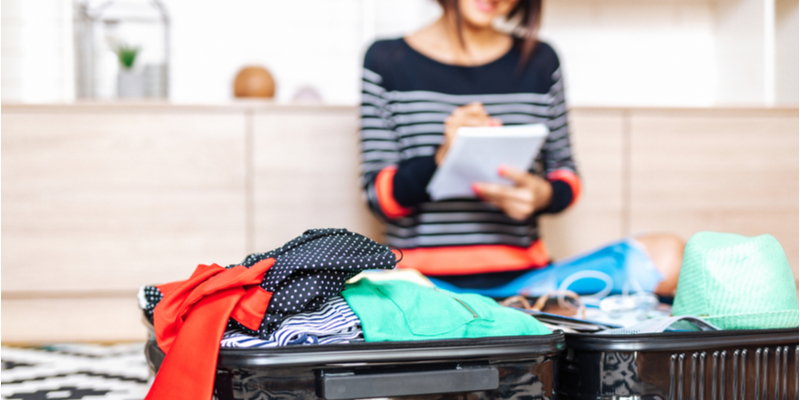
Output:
top-left (539, 57), bottom-right (581, 214)
top-left (359, 45), bottom-right (413, 221)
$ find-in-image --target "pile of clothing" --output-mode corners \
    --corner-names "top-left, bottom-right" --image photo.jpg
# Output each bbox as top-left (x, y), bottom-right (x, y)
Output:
top-left (139, 228), bottom-right (550, 400)
top-left (138, 229), bottom-right (798, 399)
top-left (503, 231), bottom-right (799, 335)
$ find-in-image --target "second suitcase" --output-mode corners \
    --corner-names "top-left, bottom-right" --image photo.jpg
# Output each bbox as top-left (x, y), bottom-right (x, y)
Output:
top-left (558, 328), bottom-right (798, 400)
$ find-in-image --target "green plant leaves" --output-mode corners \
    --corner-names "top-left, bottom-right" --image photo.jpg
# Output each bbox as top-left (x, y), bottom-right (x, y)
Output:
top-left (115, 43), bottom-right (140, 69)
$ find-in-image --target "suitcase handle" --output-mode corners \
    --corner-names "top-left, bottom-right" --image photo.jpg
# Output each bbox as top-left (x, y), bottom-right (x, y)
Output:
top-left (317, 366), bottom-right (499, 400)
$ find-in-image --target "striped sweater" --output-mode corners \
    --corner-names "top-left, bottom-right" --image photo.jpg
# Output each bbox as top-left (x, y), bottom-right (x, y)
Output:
top-left (360, 38), bottom-right (581, 281)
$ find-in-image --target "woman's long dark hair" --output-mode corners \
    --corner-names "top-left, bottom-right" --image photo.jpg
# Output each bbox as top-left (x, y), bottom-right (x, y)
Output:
top-left (435, 0), bottom-right (542, 68)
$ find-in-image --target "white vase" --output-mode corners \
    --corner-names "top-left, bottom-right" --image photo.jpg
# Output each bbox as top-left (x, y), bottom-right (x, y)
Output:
top-left (143, 64), bottom-right (168, 98)
top-left (117, 69), bottom-right (145, 98)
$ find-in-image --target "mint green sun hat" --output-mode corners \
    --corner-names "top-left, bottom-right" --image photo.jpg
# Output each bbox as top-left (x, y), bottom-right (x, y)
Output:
top-left (671, 232), bottom-right (799, 330)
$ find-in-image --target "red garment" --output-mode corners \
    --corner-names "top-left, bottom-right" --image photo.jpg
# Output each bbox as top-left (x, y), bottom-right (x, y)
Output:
top-left (146, 258), bottom-right (275, 400)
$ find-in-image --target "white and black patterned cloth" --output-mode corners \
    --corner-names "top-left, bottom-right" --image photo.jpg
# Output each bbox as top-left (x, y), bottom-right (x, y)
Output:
top-left (1, 343), bottom-right (150, 400)
top-left (220, 296), bottom-right (363, 348)
top-left (139, 228), bottom-right (396, 339)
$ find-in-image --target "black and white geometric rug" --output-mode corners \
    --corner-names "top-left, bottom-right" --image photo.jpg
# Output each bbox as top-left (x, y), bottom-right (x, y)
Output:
top-left (1, 343), bottom-right (151, 400)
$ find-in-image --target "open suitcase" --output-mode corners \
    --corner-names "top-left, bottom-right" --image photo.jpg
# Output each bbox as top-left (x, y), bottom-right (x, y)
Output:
top-left (144, 321), bottom-right (566, 400)
top-left (558, 328), bottom-right (799, 400)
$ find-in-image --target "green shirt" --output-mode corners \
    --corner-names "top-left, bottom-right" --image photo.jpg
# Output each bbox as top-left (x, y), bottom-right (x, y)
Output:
top-left (342, 279), bottom-right (551, 342)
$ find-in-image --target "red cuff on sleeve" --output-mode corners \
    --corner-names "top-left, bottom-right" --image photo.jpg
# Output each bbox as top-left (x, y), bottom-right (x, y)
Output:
top-left (376, 166), bottom-right (413, 219)
top-left (547, 169), bottom-right (582, 206)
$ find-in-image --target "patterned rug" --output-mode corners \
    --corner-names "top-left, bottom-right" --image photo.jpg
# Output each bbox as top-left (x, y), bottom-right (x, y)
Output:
top-left (1, 343), bottom-right (151, 400)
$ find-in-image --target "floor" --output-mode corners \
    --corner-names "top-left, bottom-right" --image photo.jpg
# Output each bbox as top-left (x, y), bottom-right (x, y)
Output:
top-left (1, 343), bottom-right (151, 400)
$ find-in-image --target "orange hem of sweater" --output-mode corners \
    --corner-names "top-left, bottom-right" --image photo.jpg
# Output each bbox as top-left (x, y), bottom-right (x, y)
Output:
top-left (396, 241), bottom-right (550, 275)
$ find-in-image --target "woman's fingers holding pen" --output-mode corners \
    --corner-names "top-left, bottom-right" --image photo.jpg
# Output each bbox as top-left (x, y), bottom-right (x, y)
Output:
top-left (453, 102), bottom-right (502, 126)
top-left (436, 102), bottom-right (502, 165)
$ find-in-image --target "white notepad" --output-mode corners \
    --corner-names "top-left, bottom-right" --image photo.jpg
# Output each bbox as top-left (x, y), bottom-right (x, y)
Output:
top-left (427, 123), bottom-right (549, 201)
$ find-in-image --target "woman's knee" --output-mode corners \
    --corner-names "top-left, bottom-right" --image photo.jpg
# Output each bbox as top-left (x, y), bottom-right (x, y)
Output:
top-left (633, 233), bottom-right (685, 295)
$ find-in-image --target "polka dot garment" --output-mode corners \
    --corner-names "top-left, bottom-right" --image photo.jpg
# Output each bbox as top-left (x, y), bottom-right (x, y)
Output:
top-left (140, 228), bottom-right (397, 339)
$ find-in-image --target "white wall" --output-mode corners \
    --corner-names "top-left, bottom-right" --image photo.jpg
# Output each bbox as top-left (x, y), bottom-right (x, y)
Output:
top-left (170, 0), bottom-right (357, 105)
top-left (1, 0), bottom-right (797, 106)
top-left (775, 0), bottom-right (799, 105)
top-left (167, 0), bottom-right (441, 105)
top-left (1, 0), bottom-right (73, 103)
top-left (714, 0), bottom-right (771, 105)
top-left (542, 0), bottom-right (717, 107)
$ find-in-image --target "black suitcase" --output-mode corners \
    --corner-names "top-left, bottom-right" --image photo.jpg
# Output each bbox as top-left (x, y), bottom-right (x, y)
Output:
top-left (558, 328), bottom-right (799, 400)
top-left (144, 321), bottom-right (565, 400)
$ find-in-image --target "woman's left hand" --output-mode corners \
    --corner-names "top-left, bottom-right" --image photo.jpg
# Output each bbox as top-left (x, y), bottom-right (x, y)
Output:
top-left (472, 166), bottom-right (553, 221)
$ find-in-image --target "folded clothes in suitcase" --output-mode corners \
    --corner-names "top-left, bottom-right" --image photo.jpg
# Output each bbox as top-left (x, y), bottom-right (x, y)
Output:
top-left (143, 321), bottom-right (566, 400)
top-left (140, 228), bottom-right (566, 399)
top-left (558, 328), bottom-right (799, 400)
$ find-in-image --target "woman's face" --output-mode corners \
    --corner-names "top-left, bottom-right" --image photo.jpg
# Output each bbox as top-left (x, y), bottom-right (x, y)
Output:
top-left (457, 0), bottom-right (520, 29)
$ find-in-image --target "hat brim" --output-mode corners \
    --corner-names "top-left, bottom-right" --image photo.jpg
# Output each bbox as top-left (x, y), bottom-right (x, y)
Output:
top-left (703, 310), bottom-right (800, 330)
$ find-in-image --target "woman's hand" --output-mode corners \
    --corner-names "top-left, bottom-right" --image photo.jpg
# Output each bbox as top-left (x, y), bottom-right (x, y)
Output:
top-left (472, 166), bottom-right (553, 221)
top-left (436, 102), bottom-right (502, 165)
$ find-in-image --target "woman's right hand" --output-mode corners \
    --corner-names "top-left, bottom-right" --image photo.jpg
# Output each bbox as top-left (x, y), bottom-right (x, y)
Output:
top-left (435, 102), bottom-right (502, 165)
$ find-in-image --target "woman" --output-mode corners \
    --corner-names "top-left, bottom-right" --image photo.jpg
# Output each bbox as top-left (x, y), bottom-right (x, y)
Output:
top-left (359, 0), bottom-right (683, 297)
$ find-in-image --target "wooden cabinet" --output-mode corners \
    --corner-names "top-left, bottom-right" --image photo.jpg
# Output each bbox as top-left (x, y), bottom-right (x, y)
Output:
top-left (628, 108), bottom-right (799, 269)
top-left (538, 109), bottom-right (626, 260)
top-left (2, 105), bottom-right (249, 342)
top-left (1, 103), bottom-right (796, 342)
top-left (252, 109), bottom-right (381, 251)
top-left (2, 111), bottom-right (248, 294)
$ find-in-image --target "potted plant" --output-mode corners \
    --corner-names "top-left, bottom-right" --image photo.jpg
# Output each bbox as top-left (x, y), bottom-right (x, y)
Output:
top-left (115, 43), bottom-right (144, 98)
